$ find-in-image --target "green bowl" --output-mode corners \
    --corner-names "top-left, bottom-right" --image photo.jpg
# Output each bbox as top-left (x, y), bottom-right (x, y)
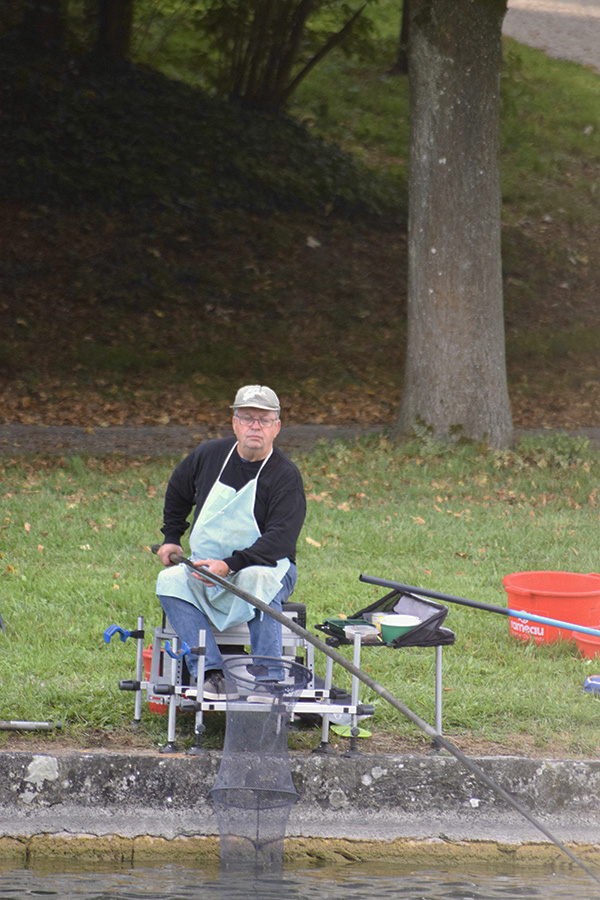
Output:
top-left (380, 614), bottom-right (421, 643)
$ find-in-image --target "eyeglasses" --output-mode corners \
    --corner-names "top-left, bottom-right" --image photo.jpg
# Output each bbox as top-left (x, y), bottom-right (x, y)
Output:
top-left (235, 413), bottom-right (279, 428)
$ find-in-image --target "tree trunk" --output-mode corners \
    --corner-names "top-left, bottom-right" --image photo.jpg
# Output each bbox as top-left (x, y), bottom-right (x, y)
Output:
top-left (93, 0), bottom-right (134, 68)
top-left (393, 0), bottom-right (512, 449)
top-left (390, 0), bottom-right (410, 76)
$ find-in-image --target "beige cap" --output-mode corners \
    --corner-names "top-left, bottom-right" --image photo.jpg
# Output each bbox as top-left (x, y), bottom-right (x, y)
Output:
top-left (231, 384), bottom-right (280, 412)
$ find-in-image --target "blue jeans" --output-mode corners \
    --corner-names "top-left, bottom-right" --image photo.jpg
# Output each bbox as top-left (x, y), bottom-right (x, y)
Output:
top-left (158, 563), bottom-right (297, 679)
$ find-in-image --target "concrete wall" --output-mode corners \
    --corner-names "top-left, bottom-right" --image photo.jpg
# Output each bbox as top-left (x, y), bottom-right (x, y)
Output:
top-left (2, 750), bottom-right (600, 847)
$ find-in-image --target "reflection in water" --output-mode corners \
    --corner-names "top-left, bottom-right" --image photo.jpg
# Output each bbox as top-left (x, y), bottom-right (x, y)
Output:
top-left (0, 862), bottom-right (594, 900)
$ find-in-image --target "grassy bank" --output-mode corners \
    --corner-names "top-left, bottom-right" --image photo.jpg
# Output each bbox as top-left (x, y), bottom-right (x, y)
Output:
top-left (2, 434), bottom-right (600, 756)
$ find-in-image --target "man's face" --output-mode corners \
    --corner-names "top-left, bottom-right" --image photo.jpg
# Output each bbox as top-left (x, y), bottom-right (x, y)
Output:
top-left (232, 406), bottom-right (281, 461)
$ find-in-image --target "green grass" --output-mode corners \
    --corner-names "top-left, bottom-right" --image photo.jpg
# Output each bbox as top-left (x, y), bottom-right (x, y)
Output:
top-left (291, 55), bottom-right (410, 179)
top-left (499, 40), bottom-right (600, 224)
top-left (2, 435), bottom-right (600, 755)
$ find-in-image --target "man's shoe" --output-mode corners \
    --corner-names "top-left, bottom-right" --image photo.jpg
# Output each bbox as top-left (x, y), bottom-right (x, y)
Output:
top-left (245, 677), bottom-right (285, 704)
top-left (202, 670), bottom-right (226, 701)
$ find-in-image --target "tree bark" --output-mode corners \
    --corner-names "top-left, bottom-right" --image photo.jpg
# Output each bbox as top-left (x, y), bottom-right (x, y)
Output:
top-left (93, 0), bottom-right (134, 68)
top-left (393, 0), bottom-right (512, 448)
top-left (390, 0), bottom-right (410, 76)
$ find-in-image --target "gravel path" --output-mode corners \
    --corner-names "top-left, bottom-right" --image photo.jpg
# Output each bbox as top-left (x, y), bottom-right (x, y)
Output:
top-left (504, 0), bottom-right (600, 72)
top-left (0, 423), bottom-right (598, 456)
top-left (0, 423), bottom-right (382, 457)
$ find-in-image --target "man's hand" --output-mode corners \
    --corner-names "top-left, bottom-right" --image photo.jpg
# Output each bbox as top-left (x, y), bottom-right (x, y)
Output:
top-left (157, 543), bottom-right (184, 566)
top-left (192, 558), bottom-right (231, 585)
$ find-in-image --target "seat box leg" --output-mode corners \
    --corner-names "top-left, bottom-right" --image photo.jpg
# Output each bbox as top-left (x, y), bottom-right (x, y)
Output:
top-left (313, 656), bottom-right (336, 755)
top-left (344, 633), bottom-right (363, 757)
top-left (430, 645), bottom-right (443, 753)
top-left (159, 636), bottom-right (181, 754)
top-left (187, 628), bottom-right (208, 756)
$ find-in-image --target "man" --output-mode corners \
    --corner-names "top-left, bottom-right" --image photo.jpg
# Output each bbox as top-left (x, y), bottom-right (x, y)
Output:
top-left (155, 384), bottom-right (306, 700)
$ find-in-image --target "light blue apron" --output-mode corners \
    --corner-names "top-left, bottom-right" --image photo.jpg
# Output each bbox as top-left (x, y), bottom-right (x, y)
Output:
top-left (156, 443), bottom-right (290, 631)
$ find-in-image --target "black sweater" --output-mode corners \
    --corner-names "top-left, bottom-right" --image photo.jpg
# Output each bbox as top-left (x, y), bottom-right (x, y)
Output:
top-left (160, 437), bottom-right (306, 573)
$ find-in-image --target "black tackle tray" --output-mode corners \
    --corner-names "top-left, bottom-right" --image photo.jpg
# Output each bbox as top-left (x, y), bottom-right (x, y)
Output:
top-left (316, 587), bottom-right (455, 649)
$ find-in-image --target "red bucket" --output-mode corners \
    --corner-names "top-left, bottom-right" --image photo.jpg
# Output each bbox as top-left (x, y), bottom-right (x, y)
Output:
top-left (574, 632), bottom-right (600, 661)
top-left (503, 571), bottom-right (600, 644)
top-left (143, 646), bottom-right (169, 715)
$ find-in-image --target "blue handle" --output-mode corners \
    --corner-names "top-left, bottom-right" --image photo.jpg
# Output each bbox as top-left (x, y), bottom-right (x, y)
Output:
top-left (164, 640), bottom-right (191, 660)
top-left (103, 624), bottom-right (131, 644)
top-left (507, 608), bottom-right (600, 638)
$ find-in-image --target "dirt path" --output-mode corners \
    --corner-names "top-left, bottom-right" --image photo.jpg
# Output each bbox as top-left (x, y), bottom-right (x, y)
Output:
top-left (504, 0), bottom-right (600, 72)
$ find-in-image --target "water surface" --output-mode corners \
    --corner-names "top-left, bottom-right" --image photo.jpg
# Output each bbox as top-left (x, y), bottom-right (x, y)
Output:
top-left (0, 861), bottom-right (595, 900)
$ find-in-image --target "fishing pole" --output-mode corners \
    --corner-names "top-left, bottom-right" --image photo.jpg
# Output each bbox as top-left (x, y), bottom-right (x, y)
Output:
top-left (358, 574), bottom-right (600, 637)
top-left (151, 546), bottom-right (600, 886)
